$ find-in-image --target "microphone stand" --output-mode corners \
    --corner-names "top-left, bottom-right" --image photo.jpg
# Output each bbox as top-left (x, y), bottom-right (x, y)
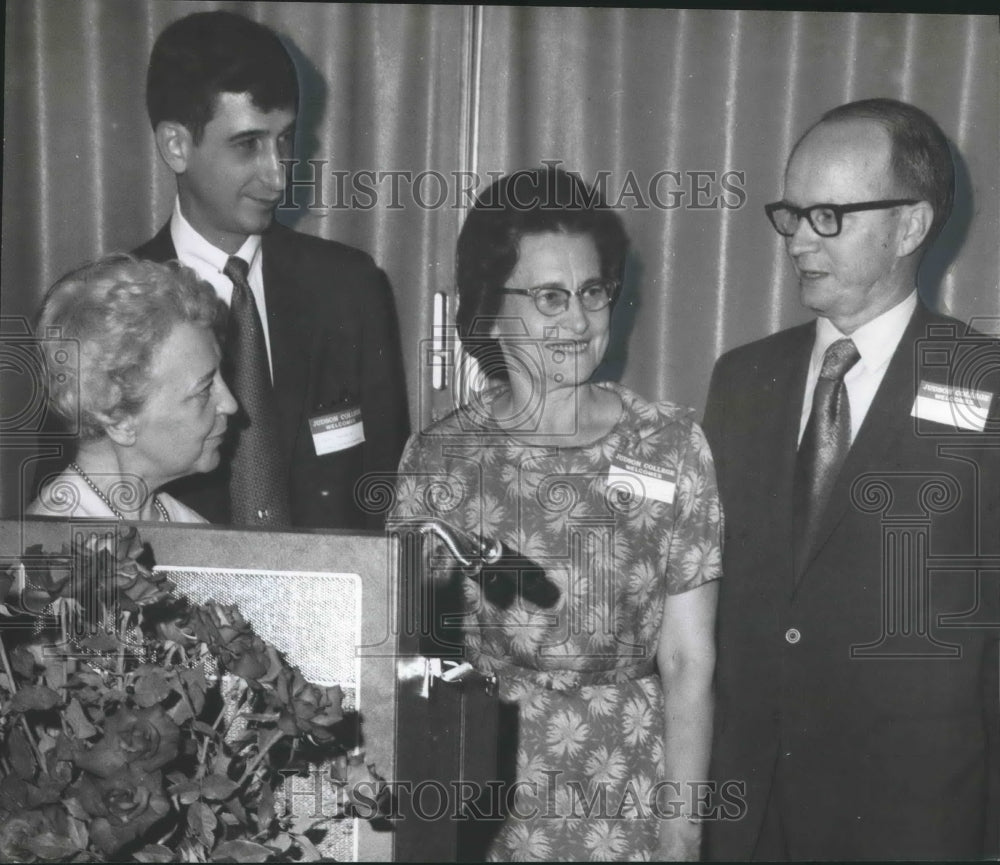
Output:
top-left (412, 519), bottom-right (560, 610)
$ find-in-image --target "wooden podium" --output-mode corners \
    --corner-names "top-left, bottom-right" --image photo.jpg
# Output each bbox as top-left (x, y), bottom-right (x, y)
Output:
top-left (0, 518), bottom-right (498, 862)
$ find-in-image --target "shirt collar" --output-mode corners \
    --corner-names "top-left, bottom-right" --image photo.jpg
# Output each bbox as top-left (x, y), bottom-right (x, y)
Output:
top-left (170, 197), bottom-right (262, 274)
top-left (813, 290), bottom-right (918, 374)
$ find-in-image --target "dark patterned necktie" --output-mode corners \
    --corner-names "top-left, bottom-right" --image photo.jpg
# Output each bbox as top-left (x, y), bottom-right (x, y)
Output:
top-left (223, 256), bottom-right (290, 526)
top-left (794, 337), bottom-right (860, 572)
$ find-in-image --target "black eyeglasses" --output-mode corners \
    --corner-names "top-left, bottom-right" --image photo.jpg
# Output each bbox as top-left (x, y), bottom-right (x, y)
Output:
top-left (765, 199), bottom-right (919, 238)
top-left (500, 278), bottom-right (619, 316)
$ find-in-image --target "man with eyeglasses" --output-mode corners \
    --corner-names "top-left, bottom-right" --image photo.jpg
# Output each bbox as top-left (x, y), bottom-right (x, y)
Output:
top-left (703, 98), bottom-right (999, 860)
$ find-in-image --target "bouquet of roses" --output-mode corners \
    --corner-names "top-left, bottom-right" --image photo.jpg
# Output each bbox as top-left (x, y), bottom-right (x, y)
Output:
top-left (0, 525), bottom-right (383, 862)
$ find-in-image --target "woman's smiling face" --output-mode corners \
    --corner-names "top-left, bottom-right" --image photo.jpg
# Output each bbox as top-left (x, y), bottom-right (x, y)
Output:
top-left (493, 231), bottom-right (610, 393)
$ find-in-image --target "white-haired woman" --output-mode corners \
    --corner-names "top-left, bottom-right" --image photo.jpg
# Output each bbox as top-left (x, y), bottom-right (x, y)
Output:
top-left (28, 255), bottom-right (236, 522)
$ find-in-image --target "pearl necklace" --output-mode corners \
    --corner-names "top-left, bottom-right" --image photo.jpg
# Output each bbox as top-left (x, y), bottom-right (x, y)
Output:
top-left (69, 462), bottom-right (171, 522)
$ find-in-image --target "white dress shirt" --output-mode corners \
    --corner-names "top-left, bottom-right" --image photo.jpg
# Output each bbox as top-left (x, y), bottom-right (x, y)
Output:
top-left (798, 291), bottom-right (918, 446)
top-left (169, 199), bottom-right (274, 379)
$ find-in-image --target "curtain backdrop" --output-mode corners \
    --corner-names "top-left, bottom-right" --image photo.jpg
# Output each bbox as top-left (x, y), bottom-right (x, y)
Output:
top-left (2, 2), bottom-right (997, 517)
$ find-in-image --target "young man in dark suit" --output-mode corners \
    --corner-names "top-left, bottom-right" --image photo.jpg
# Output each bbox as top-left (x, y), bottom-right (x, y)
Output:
top-left (136, 11), bottom-right (408, 530)
top-left (703, 98), bottom-right (999, 860)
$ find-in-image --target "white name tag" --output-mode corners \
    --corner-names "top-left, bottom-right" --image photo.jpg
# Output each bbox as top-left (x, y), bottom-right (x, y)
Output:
top-left (910, 380), bottom-right (991, 432)
top-left (606, 454), bottom-right (676, 504)
top-left (310, 406), bottom-right (365, 455)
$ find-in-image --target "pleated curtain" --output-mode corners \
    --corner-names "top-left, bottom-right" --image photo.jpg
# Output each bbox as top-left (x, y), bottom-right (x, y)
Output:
top-left (2, 2), bottom-right (997, 516)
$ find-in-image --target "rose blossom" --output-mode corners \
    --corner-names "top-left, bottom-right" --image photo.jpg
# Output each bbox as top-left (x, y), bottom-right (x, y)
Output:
top-left (3, 552), bottom-right (73, 614)
top-left (72, 766), bottom-right (170, 855)
top-left (0, 808), bottom-right (57, 861)
top-left (73, 705), bottom-right (180, 777)
top-left (273, 667), bottom-right (344, 742)
top-left (189, 602), bottom-right (281, 684)
top-left (92, 525), bottom-right (174, 611)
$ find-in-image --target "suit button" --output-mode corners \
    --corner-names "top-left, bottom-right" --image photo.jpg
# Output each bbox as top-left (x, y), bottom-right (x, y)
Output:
top-left (785, 627), bottom-right (801, 644)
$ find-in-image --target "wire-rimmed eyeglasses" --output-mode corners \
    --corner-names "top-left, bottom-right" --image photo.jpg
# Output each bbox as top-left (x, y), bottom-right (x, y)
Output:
top-left (499, 278), bottom-right (619, 317)
top-left (765, 199), bottom-right (919, 238)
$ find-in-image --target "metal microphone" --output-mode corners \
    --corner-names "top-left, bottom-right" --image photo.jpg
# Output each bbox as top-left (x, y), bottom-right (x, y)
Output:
top-left (416, 520), bottom-right (560, 609)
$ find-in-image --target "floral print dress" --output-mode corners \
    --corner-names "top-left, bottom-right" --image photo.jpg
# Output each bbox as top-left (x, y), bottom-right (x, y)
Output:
top-left (392, 382), bottom-right (722, 861)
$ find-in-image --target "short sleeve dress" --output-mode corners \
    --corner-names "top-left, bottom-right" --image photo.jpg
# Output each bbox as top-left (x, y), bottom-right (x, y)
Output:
top-left (391, 381), bottom-right (722, 860)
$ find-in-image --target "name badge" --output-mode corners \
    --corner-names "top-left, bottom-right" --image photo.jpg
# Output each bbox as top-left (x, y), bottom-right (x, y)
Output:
top-left (606, 454), bottom-right (676, 504)
top-left (910, 380), bottom-right (991, 432)
top-left (310, 406), bottom-right (365, 455)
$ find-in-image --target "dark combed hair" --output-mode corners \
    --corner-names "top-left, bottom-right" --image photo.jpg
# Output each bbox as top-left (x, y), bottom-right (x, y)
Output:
top-left (456, 166), bottom-right (629, 381)
top-left (146, 11), bottom-right (298, 142)
top-left (813, 98), bottom-right (955, 248)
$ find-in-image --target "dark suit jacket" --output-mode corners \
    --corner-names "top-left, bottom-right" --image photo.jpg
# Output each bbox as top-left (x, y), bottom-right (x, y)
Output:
top-left (702, 303), bottom-right (1000, 860)
top-left (134, 220), bottom-right (409, 530)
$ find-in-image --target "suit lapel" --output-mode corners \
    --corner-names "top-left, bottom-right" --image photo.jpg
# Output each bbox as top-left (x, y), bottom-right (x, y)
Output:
top-left (730, 323), bottom-right (813, 596)
top-left (133, 223), bottom-right (177, 262)
top-left (771, 327), bottom-right (815, 592)
top-left (768, 327), bottom-right (814, 492)
top-left (795, 304), bottom-right (930, 580)
top-left (261, 227), bottom-right (313, 463)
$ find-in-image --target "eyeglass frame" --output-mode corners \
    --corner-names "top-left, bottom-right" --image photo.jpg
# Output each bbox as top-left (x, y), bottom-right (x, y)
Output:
top-left (764, 199), bottom-right (920, 238)
top-left (499, 277), bottom-right (620, 316)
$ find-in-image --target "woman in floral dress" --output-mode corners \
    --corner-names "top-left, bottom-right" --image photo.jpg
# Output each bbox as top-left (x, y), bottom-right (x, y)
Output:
top-left (392, 167), bottom-right (720, 861)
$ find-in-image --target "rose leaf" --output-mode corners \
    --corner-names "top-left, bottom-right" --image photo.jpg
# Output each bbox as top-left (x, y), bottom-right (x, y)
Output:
top-left (10, 643), bottom-right (41, 677)
top-left (267, 833), bottom-right (292, 854)
top-left (133, 844), bottom-right (177, 863)
top-left (78, 631), bottom-right (122, 652)
top-left (0, 773), bottom-right (29, 809)
top-left (26, 779), bottom-right (65, 806)
top-left (169, 779), bottom-right (202, 806)
top-left (65, 815), bottom-right (89, 851)
top-left (10, 684), bottom-right (61, 712)
top-left (64, 698), bottom-right (99, 739)
top-left (191, 720), bottom-right (219, 737)
top-left (187, 801), bottom-right (218, 849)
top-left (9, 726), bottom-right (37, 779)
top-left (25, 831), bottom-right (82, 861)
top-left (201, 774), bottom-right (238, 801)
top-left (291, 831), bottom-right (323, 863)
top-left (179, 665), bottom-right (208, 694)
top-left (63, 795), bottom-right (90, 821)
top-left (134, 668), bottom-right (173, 708)
top-left (256, 782), bottom-right (275, 829)
top-left (211, 840), bottom-right (275, 863)
top-left (223, 794), bottom-right (248, 827)
top-left (167, 697), bottom-right (194, 726)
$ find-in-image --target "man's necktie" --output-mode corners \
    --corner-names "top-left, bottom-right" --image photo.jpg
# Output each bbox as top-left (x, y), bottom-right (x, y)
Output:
top-left (223, 256), bottom-right (290, 526)
top-left (794, 337), bottom-right (860, 573)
